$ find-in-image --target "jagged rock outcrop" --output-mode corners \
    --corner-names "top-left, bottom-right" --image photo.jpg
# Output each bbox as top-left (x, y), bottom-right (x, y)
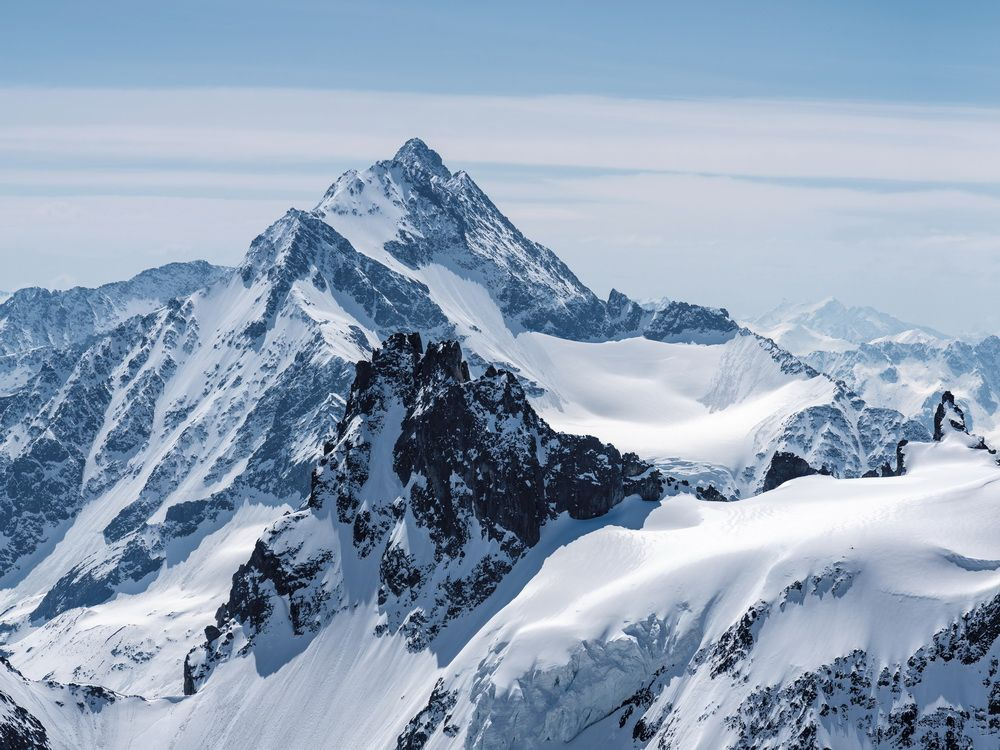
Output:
top-left (862, 439), bottom-right (909, 478)
top-left (934, 390), bottom-right (993, 451)
top-left (761, 452), bottom-right (830, 492)
top-left (0, 674), bottom-right (49, 750)
top-left (184, 334), bottom-right (664, 693)
top-left (935, 390), bottom-right (970, 440)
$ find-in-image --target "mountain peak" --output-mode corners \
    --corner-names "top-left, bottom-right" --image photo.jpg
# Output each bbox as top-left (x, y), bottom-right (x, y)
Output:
top-left (814, 296), bottom-right (846, 312)
top-left (934, 391), bottom-right (969, 441)
top-left (392, 137), bottom-right (451, 180)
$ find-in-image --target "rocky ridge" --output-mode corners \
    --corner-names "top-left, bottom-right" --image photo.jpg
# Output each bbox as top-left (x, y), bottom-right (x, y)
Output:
top-left (183, 333), bottom-right (664, 693)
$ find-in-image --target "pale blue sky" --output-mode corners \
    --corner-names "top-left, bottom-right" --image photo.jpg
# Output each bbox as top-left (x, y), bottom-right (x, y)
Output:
top-left (5, 2), bottom-right (1000, 103)
top-left (2, 2), bottom-right (1000, 332)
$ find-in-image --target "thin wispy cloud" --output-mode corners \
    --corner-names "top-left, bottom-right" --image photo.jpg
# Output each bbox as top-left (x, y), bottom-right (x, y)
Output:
top-left (2, 87), bottom-right (999, 333)
top-left (4, 88), bottom-right (1000, 182)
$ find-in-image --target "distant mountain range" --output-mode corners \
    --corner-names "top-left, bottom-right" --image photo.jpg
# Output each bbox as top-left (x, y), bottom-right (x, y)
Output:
top-left (744, 297), bottom-right (951, 355)
top-left (745, 297), bottom-right (1000, 446)
top-left (1, 140), bottom-right (998, 749)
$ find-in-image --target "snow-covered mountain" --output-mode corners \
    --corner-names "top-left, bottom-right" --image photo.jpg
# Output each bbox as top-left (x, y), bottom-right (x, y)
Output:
top-left (3, 382), bottom-right (999, 749)
top-left (746, 297), bottom-right (948, 356)
top-left (805, 335), bottom-right (1000, 446)
top-left (0, 261), bottom-right (231, 357)
top-left (746, 297), bottom-right (1000, 450)
top-left (0, 140), bottom-right (766, 699)
top-left (741, 297), bottom-right (1000, 458)
top-left (0, 139), bottom-right (986, 749)
top-left (313, 138), bottom-right (737, 346)
top-left (173, 347), bottom-right (1000, 750)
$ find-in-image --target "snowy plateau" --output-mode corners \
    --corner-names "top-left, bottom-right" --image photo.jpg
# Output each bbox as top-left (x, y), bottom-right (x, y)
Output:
top-left (0, 140), bottom-right (999, 749)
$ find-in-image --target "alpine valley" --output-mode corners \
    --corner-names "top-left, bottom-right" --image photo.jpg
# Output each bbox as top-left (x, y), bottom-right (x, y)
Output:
top-left (2, 140), bottom-right (999, 749)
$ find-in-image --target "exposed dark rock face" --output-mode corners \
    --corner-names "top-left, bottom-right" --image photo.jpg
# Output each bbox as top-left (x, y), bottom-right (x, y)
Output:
top-left (31, 538), bottom-right (160, 622)
top-left (184, 333), bottom-right (663, 693)
top-left (340, 334), bottom-right (663, 617)
top-left (0, 321), bottom-right (151, 582)
top-left (240, 208), bottom-right (452, 341)
top-left (934, 390), bottom-right (969, 440)
top-left (625, 454), bottom-right (671, 501)
top-left (0, 689), bottom-right (49, 750)
top-left (641, 301), bottom-right (739, 344)
top-left (0, 690), bottom-right (51, 750)
top-left (862, 439), bottom-right (909, 478)
top-left (719, 593), bottom-right (1000, 749)
top-left (396, 679), bottom-right (459, 750)
top-left (762, 452), bottom-right (830, 492)
top-left (932, 390), bottom-right (994, 452)
top-left (705, 601), bottom-right (771, 679)
top-left (0, 658), bottom-right (50, 750)
top-left (695, 484), bottom-right (730, 502)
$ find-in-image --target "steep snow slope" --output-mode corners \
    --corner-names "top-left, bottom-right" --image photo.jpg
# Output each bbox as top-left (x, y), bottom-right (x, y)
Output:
top-left (518, 333), bottom-right (836, 481)
top-left (0, 210), bottom-right (451, 695)
top-left (503, 331), bottom-right (926, 495)
top-left (431, 428), bottom-right (1000, 749)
